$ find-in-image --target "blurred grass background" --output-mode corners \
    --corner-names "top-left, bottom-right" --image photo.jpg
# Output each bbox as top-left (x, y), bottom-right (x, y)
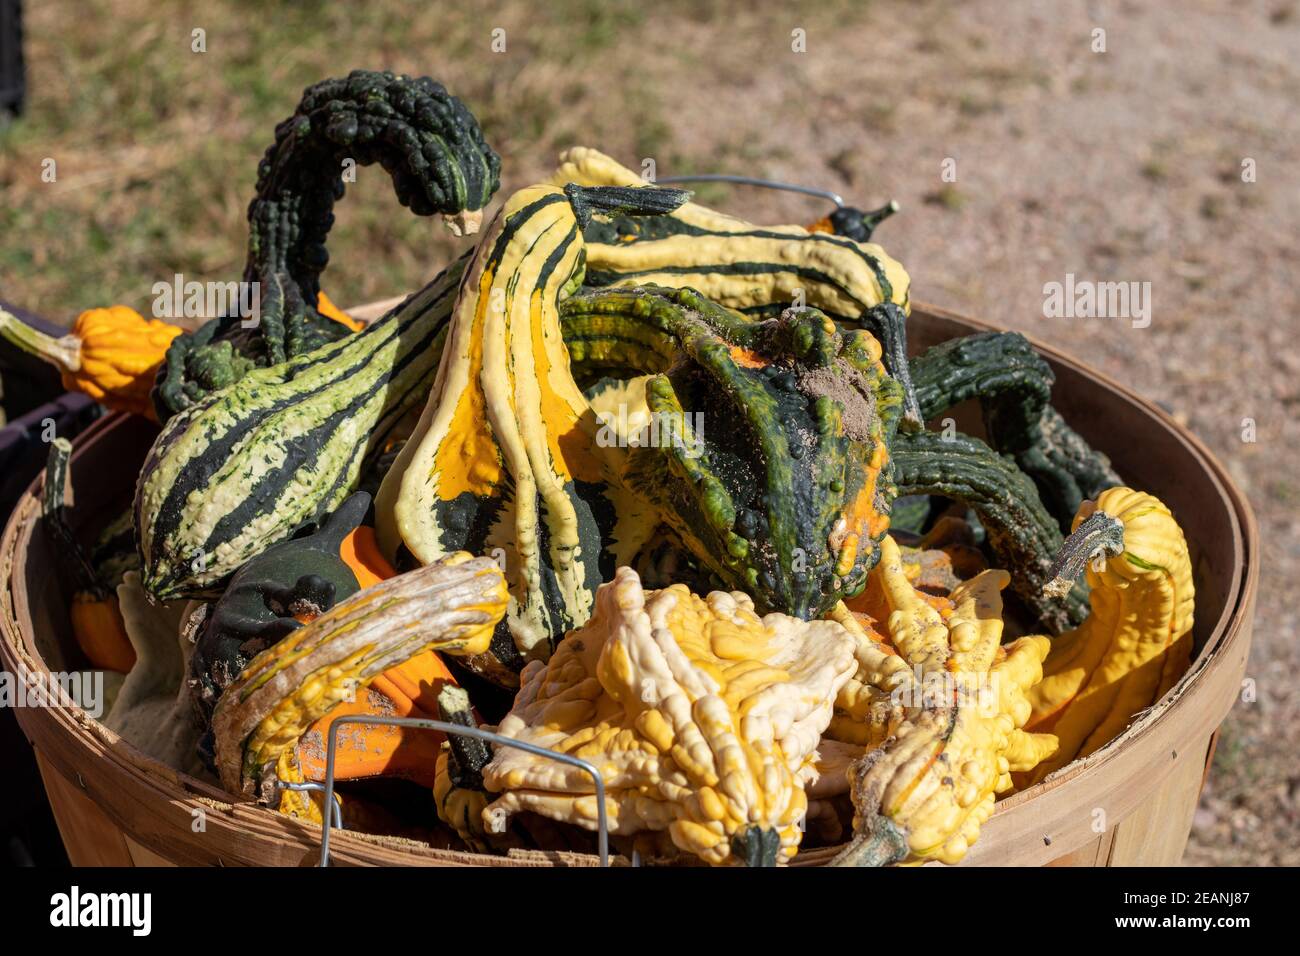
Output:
top-left (1, 0), bottom-right (867, 314)
top-left (1, 0), bottom-right (1297, 865)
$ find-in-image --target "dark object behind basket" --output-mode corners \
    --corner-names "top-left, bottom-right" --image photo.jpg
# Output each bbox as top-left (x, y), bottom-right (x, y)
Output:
top-left (0, 0), bottom-right (23, 118)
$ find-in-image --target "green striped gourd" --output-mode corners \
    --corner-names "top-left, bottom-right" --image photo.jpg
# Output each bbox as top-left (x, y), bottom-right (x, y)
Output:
top-left (548, 148), bottom-right (920, 421)
top-left (135, 256), bottom-right (468, 601)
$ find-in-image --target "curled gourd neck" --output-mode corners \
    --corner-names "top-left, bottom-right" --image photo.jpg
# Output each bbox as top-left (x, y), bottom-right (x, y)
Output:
top-left (830, 817), bottom-right (909, 867)
top-left (0, 308), bottom-right (82, 373)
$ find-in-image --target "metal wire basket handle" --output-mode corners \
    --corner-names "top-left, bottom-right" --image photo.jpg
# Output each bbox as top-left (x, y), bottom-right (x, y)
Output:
top-left (655, 173), bottom-right (848, 208)
top-left (297, 714), bottom-right (610, 868)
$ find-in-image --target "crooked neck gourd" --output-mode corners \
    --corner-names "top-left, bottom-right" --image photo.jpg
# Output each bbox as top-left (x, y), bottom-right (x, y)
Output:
top-left (1017, 486), bottom-right (1195, 785)
top-left (549, 147), bottom-right (920, 424)
top-left (561, 285), bottom-right (906, 621)
top-left (155, 69), bottom-right (501, 418)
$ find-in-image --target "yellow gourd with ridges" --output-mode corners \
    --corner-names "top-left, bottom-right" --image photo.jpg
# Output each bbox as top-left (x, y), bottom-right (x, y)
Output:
top-left (824, 537), bottom-right (1056, 866)
top-left (1018, 487), bottom-right (1194, 785)
top-left (480, 566), bottom-right (858, 866)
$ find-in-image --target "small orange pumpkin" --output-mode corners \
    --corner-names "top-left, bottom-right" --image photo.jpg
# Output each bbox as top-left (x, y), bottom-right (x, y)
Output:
top-left (1, 292), bottom-right (357, 422)
top-left (0, 305), bottom-right (180, 420)
top-left (70, 592), bottom-right (136, 673)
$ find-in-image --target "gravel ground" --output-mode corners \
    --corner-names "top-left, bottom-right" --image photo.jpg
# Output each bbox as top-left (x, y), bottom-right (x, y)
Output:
top-left (3, 0), bottom-right (1294, 864)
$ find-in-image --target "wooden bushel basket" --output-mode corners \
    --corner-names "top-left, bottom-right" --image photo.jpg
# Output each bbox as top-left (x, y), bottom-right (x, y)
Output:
top-left (0, 302), bottom-right (1257, 867)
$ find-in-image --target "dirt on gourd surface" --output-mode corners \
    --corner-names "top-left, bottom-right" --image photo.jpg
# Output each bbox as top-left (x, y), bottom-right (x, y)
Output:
top-left (5, 0), bottom-right (1296, 865)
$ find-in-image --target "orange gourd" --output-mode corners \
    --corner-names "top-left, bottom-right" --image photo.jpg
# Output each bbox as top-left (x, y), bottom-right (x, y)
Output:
top-left (297, 650), bottom-right (459, 789)
top-left (1, 293), bottom-right (357, 422)
top-left (0, 305), bottom-right (180, 420)
top-left (71, 593), bottom-right (136, 673)
top-left (41, 437), bottom-right (137, 674)
top-left (316, 291), bottom-right (364, 332)
top-left (339, 526), bottom-right (395, 588)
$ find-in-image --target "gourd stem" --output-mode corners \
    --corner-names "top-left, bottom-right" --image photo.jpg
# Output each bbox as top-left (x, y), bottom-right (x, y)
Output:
top-left (1043, 509), bottom-right (1126, 597)
top-left (860, 198), bottom-right (900, 230)
top-left (41, 439), bottom-right (107, 598)
top-left (563, 183), bottom-right (692, 229)
top-left (436, 684), bottom-right (491, 779)
top-left (0, 308), bottom-right (81, 372)
top-left (731, 825), bottom-right (782, 867)
top-left (830, 200), bottom-right (900, 243)
top-left (442, 208), bottom-right (482, 237)
top-left (829, 817), bottom-right (909, 867)
top-left (891, 429), bottom-right (1088, 633)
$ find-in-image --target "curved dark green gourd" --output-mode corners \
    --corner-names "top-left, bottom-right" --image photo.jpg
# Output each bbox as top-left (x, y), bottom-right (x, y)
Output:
top-left (154, 70), bottom-right (501, 418)
top-left (189, 492), bottom-right (369, 768)
top-left (889, 429), bottom-right (1088, 633)
top-left (909, 331), bottom-right (1120, 528)
top-left (561, 285), bottom-right (905, 619)
top-left (578, 212), bottom-right (923, 426)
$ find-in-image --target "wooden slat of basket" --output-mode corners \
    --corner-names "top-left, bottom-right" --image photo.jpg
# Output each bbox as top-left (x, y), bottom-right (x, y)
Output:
top-left (35, 751), bottom-right (135, 866)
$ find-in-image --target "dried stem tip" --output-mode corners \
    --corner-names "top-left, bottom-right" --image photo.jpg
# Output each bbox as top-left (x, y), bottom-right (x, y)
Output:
top-left (0, 308), bottom-right (82, 372)
top-left (1042, 507), bottom-right (1126, 598)
top-left (442, 208), bottom-right (483, 236)
top-left (829, 816), bottom-right (910, 867)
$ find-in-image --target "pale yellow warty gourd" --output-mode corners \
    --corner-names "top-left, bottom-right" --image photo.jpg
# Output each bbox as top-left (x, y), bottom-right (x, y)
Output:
top-left (480, 566), bottom-right (858, 866)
